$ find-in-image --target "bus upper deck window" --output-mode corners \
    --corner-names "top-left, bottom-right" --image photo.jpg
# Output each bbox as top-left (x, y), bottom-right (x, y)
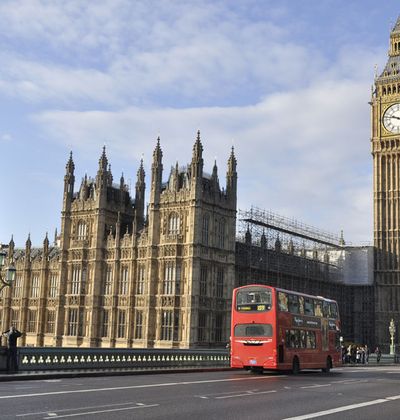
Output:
top-left (322, 301), bottom-right (330, 318)
top-left (330, 303), bottom-right (338, 319)
top-left (278, 292), bottom-right (288, 311)
top-left (304, 298), bottom-right (314, 316)
top-left (314, 300), bottom-right (323, 317)
top-left (288, 294), bottom-right (299, 314)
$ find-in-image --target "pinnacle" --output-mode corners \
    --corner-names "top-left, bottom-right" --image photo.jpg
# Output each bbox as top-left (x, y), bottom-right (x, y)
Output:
top-left (392, 15), bottom-right (400, 33)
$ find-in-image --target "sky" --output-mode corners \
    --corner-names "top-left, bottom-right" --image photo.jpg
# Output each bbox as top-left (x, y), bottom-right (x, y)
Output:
top-left (0, 0), bottom-right (398, 247)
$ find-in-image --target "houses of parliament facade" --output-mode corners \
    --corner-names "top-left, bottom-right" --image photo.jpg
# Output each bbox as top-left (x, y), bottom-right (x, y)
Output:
top-left (1, 18), bottom-right (400, 350)
top-left (0, 133), bottom-right (237, 348)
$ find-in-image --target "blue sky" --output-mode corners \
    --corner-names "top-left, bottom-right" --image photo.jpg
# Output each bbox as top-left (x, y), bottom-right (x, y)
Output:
top-left (0, 0), bottom-right (398, 246)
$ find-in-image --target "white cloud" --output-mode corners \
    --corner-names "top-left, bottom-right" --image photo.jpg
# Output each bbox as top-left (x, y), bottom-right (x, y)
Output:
top-left (33, 72), bottom-right (373, 243)
top-left (0, 0), bottom-right (384, 245)
top-left (1, 133), bottom-right (12, 142)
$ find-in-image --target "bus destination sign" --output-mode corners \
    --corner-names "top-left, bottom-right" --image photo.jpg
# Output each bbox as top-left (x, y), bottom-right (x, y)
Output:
top-left (237, 304), bottom-right (269, 312)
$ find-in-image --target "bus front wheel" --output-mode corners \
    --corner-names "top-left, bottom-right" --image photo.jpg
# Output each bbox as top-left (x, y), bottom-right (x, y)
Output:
top-left (292, 357), bottom-right (300, 375)
top-left (322, 356), bottom-right (332, 373)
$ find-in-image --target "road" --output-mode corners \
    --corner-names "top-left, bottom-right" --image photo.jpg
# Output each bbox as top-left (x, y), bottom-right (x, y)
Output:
top-left (0, 366), bottom-right (400, 419)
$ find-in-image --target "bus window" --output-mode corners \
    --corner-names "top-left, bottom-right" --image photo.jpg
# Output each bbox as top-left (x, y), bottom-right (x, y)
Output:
top-left (298, 296), bottom-right (305, 315)
top-left (322, 301), bottom-right (330, 318)
top-left (306, 331), bottom-right (316, 349)
top-left (330, 302), bottom-right (338, 319)
top-left (300, 330), bottom-right (306, 348)
top-left (314, 300), bottom-right (323, 317)
top-left (234, 323), bottom-right (273, 337)
top-left (236, 287), bottom-right (272, 311)
top-left (286, 329), bottom-right (304, 348)
top-left (288, 294), bottom-right (299, 314)
top-left (278, 292), bottom-right (288, 311)
top-left (304, 297), bottom-right (314, 316)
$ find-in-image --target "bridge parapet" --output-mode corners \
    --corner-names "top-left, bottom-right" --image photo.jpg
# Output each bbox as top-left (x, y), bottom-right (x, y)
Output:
top-left (17, 347), bottom-right (230, 371)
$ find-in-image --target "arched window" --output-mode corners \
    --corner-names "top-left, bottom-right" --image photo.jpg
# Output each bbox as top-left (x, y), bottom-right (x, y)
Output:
top-left (217, 218), bottom-right (226, 248)
top-left (163, 261), bottom-right (175, 294)
top-left (388, 86), bottom-right (392, 95)
top-left (168, 213), bottom-right (180, 235)
top-left (119, 266), bottom-right (129, 295)
top-left (77, 221), bottom-right (88, 240)
top-left (202, 214), bottom-right (209, 245)
top-left (383, 87), bottom-right (387, 95)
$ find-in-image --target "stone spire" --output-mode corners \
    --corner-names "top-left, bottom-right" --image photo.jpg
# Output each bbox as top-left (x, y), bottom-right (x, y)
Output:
top-left (25, 233), bottom-right (32, 256)
top-left (191, 130), bottom-right (204, 179)
top-left (153, 136), bottom-right (162, 166)
top-left (392, 15), bottom-right (400, 34)
top-left (65, 151), bottom-right (75, 176)
top-left (8, 235), bottom-right (15, 257)
top-left (150, 137), bottom-right (163, 204)
top-left (135, 158), bottom-right (146, 230)
top-left (98, 146), bottom-right (108, 172)
top-left (63, 151), bottom-right (75, 201)
top-left (211, 160), bottom-right (219, 189)
top-left (43, 232), bottom-right (49, 255)
top-left (96, 146), bottom-right (112, 192)
top-left (226, 146), bottom-right (237, 202)
top-left (192, 130), bottom-right (203, 162)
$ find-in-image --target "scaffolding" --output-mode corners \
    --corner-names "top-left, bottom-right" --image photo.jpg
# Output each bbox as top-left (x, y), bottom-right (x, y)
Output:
top-left (237, 206), bottom-right (343, 258)
top-left (235, 206), bottom-right (344, 290)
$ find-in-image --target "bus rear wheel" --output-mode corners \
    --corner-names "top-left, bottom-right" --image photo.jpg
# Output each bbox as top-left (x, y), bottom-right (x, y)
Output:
top-left (322, 356), bottom-right (332, 373)
top-left (292, 357), bottom-right (300, 375)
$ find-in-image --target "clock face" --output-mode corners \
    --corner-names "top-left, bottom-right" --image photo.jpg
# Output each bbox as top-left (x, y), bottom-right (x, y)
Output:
top-left (383, 103), bottom-right (400, 134)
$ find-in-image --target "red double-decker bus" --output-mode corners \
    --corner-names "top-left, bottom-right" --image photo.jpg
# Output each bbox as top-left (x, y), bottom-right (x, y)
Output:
top-left (230, 284), bottom-right (341, 373)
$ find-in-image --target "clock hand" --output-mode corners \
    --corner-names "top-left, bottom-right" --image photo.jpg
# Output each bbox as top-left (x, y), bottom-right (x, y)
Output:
top-left (390, 115), bottom-right (400, 120)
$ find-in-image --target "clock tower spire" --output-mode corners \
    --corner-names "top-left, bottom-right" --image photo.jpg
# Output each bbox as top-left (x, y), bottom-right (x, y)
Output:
top-left (372, 15), bottom-right (400, 349)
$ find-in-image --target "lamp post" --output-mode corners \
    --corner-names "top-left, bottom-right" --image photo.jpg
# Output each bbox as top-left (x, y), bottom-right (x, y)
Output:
top-left (0, 250), bottom-right (16, 293)
top-left (389, 318), bottom-right (396, 356)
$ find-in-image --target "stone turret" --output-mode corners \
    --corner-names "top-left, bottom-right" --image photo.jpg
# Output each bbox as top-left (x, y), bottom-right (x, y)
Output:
top-left (135, 159), bottom-right (146, 231)
top-left (63, 152), bottom-right (75, 210)
top-left (150, 137), bottom-right (163, 205)
top-left (226, 147), bottom-right (237, 204)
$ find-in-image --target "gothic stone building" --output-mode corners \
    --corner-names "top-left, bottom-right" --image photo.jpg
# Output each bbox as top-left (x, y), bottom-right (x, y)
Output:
top-left (0, 132), bottom-right (237, 348)
top-left (372, 16), bottom-right (400, 347)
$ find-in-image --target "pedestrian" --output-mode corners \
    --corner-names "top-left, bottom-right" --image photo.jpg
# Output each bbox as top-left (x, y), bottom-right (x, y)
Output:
top-left (364, 345), bottom-right (370, 364)
top-left (375, 346), bottom-right (382, 363)
top-left (2, 326), bottom-right (23, 372)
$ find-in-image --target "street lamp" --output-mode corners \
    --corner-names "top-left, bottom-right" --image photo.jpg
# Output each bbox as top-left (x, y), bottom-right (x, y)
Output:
top-left (0, 250), bottom-right (16, 293)
top-left (389, 318), bottom-right (396, 356)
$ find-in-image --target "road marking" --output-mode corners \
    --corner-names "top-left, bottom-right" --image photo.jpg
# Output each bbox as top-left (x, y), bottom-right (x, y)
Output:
top-left (300, 384), bottom-right (331, 389)
top-left (16, 401), bottom-right (150, 417)
top-left (330, 379), bottom-right (361, 384)
top-left (42, 404), bottom-right (160, 419)
top-left (2, 375), bottom-right (284, 400)
top-left (282, 394), bottom-right (400, 420)
top-left (386, 395), bottom-right (400, 400)
top-left (215, 390), bottom-right (277, 399)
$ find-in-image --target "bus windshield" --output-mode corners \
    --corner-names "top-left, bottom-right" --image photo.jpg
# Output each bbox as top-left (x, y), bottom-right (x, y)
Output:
top-left (234, 323), bottom-right (273, 337)
top-left (236, 287), bottom-right (272, 312)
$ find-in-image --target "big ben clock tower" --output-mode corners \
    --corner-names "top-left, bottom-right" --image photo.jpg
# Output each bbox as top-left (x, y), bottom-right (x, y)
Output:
top-left (372, 16), bottom-right (400, 348)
